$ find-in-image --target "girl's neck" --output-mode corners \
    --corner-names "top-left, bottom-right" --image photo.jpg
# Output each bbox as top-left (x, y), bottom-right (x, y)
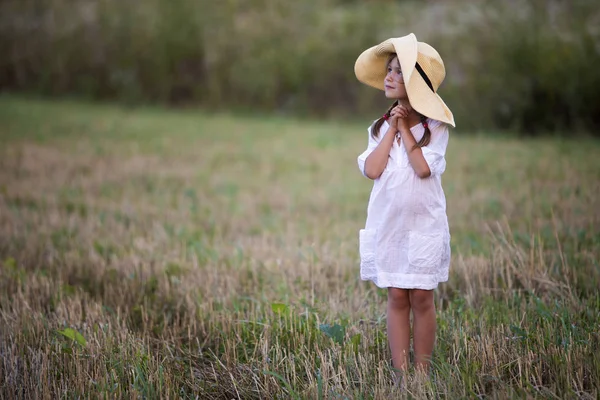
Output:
top-left (397, 98), bottom-right (411, 108)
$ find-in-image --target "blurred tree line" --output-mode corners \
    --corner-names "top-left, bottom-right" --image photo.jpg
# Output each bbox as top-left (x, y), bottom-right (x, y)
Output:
top-left (1, 0), bottom-right (599, 135)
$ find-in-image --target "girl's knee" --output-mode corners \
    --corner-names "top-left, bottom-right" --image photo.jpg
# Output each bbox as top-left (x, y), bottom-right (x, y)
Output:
top-left (388, 288), bottom-right (410, 310)
top-left (409, 290), bottom-right (435, 313)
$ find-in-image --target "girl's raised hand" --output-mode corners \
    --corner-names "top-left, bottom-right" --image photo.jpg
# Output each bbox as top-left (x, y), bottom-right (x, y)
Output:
top-left (391, 104), bottom-right (411, 119)
top-left (387, 106), bottom-right (402, 132)
top-left (390, 104), bottom-right (412, 132)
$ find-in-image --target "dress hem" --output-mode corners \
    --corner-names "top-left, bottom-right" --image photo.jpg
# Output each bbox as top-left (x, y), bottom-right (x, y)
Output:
top-left (361, 275), bottom-right (447, 290)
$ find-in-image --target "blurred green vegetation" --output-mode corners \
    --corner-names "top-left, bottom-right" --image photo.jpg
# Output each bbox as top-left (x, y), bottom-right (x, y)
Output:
top-left (1, 0), bottom-right (599, 135)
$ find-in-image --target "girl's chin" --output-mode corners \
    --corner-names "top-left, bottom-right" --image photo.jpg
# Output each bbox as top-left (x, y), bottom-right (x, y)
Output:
top-left (385, 92), bottom-right (407, 101)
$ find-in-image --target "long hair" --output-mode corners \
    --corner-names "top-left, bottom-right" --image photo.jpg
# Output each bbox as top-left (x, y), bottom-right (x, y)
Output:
top-left (369, 100), bottom-right (397, 139)
top-left (370, 54), bottom-right (431, 149)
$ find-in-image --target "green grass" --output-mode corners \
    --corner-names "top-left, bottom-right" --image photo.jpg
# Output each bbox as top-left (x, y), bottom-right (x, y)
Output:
top-left (0, 97), bottom-right (599, 398)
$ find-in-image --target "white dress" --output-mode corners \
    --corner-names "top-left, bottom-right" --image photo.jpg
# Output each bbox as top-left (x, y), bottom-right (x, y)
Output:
top-left (357, 118), bottom-right (451, 290)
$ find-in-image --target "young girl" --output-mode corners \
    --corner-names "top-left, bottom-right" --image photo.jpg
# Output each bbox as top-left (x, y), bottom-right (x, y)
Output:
top-left (354, 33), bottom-right (455, 375)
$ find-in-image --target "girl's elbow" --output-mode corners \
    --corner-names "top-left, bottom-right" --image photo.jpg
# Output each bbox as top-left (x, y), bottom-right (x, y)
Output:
top-left (365, 168), bottom-right (381, 180)
top-left (417, 166), bottom-right (431, 179)
top-left (364, 160), bottom-right (383, 180)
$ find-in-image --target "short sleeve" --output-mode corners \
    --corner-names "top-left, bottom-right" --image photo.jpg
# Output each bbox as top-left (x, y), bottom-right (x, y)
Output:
top-left (357, 125), bottom-right (380, 178)
top-left (420, 121), bottom-right (449, 177)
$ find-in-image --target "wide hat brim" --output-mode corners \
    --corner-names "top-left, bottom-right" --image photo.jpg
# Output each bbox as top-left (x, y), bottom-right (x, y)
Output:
top-left (354, 33), bottom-right (455, 127)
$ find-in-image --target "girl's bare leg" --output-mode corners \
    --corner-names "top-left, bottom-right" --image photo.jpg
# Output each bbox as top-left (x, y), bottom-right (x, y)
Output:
top-left (387, 288), bottom-right (411, 375)
top-left (409, 289), bottom-right (436, 372)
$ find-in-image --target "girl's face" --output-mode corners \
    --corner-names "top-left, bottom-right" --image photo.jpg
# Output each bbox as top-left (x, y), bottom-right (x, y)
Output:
top-left (384, 56), bottom-right (408, 100)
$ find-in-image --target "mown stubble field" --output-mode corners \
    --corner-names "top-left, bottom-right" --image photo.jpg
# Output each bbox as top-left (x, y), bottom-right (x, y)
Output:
top-left (0, 97), bottom-right (599, 399)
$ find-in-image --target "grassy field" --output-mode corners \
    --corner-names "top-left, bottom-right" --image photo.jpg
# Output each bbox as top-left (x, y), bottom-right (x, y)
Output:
top-left (0, 97), bottom-right (599, 399)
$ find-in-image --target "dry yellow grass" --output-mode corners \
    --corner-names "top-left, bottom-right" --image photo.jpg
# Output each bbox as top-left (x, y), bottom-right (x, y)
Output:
top-left (0, 98), bottom-right (599, 398)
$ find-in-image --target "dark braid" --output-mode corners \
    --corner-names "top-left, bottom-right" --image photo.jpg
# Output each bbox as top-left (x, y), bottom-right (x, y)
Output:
top-left (414, 114), bottom-right (431, 149)
top-left (370, 101), bottom-right (398, 139)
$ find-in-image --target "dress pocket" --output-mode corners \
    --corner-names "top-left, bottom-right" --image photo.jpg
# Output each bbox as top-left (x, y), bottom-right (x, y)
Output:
top-left (359, 229), bottom-right (377, 269)
top-left (407, 232), bottom-right (443, 271)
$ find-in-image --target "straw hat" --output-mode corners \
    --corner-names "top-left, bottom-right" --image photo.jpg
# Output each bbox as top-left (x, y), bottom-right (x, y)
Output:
top-left (354, 33), bottom-right (455, 127)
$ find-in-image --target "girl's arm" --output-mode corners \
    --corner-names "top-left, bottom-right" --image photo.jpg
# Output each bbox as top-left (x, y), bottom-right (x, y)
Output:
top-left (397, 116), bottom-right (450, 179)
top-left (363, 106), bottom-right (407, 180)
top-left (398, 126), bottom-right (431, 179)
top-left (363, 126), bottom-right (397, 180)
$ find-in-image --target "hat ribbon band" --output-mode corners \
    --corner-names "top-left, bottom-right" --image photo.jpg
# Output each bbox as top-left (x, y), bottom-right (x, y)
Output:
top-left (415, 63), bottom-right (434, 92)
